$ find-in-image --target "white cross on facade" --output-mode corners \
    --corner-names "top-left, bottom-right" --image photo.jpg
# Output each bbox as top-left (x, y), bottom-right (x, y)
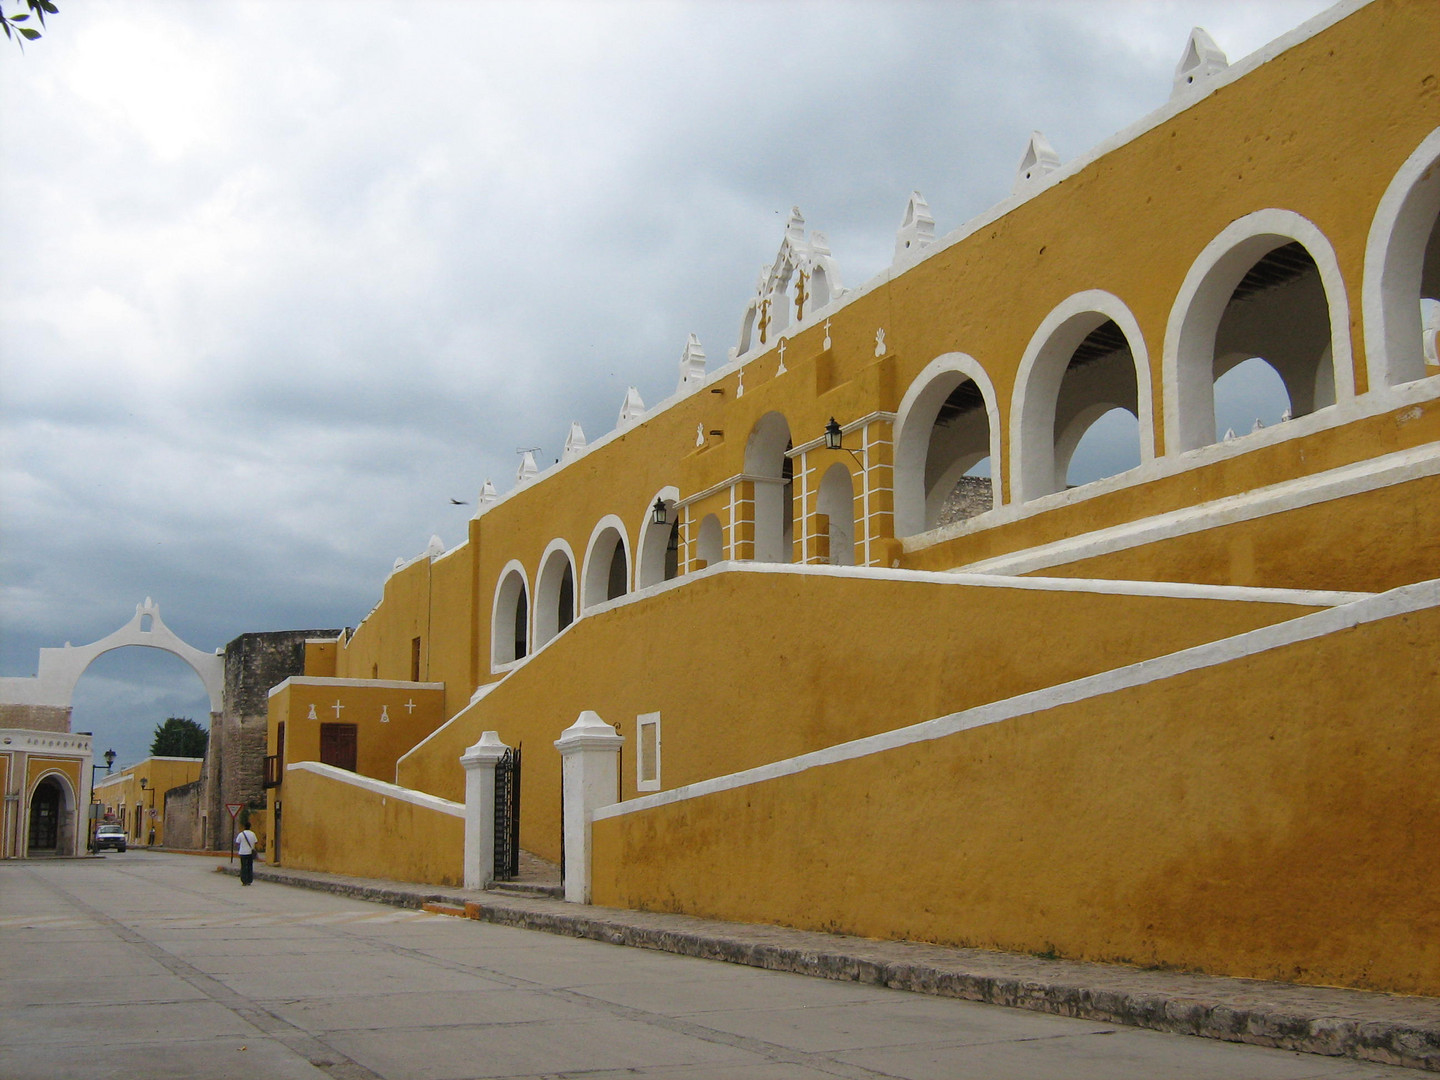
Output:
top-left (331, 700), bottom-right (344, 718)
top-left (823, 318), bottom-right (832, 351)
top-left (777, 339), bottom-right (787, 374)
top-left (404, 699), bottom-right (416, 714)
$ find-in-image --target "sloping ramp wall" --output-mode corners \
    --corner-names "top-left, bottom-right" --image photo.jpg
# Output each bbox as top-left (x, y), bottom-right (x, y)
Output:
top-left (591, 581), bottom-right (1440, 996)
top-left (280, 763), bottom-right (463, 887)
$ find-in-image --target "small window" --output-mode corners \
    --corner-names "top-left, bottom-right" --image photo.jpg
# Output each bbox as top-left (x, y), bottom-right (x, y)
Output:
top-left (636, 713), bottom-right (661, 792)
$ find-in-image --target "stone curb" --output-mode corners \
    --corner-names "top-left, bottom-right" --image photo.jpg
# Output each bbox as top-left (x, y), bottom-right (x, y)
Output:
top-left (218, 864), bottom-right (1440, 1072)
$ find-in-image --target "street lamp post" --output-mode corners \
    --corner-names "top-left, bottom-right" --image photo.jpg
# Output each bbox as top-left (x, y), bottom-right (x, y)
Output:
top-left (88, 749), bottom-right (116, 852)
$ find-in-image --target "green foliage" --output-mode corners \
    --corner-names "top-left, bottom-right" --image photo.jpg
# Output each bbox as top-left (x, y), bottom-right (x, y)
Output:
top-left (150, 716), bottom-right (208, 758)
top-left (2, 1), bottom-right (57, 49)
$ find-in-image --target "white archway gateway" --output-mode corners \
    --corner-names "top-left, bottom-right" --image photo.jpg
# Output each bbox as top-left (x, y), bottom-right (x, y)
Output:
top-left (0, 598), bottom-right (224, 716)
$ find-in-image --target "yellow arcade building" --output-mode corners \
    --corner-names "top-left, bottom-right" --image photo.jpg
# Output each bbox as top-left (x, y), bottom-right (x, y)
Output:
top-left (266, 0), bottom-right (1440, 998)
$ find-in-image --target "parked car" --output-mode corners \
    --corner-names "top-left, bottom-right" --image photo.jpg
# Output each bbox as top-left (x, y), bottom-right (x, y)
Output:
top-left (94, 824), bottom-right (127, 852)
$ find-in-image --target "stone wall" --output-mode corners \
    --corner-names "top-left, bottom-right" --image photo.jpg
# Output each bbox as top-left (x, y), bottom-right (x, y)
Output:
top-left (199, 629), bottom-right (341, 849)
top-left (162, 779), bottom-right (204, 850)
top-left (0, 703), bottom-right (72, 733)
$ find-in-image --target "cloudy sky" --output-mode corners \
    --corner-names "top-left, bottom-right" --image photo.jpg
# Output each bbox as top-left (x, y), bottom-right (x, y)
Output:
top-left (0, 0), bottom-right (1334, 767)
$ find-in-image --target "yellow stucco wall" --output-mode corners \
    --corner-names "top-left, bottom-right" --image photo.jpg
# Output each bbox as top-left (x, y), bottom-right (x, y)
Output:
top-left (398, 567), bottom-right (1325, 864)
top-left (1025, 471), bottom-right (1440, 592)
top-left (592, 600), bottom-right (1440, 996)
top-left (276, 765), bottom-right (463, 886)
top-left (92, 756), bottom-right (202, 846)
top-left (267, 679), bottom-right (446, 784)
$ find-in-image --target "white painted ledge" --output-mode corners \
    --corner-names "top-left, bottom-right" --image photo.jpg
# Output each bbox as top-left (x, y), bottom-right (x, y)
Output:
top-left (284, 761), bottom-right (463, 817)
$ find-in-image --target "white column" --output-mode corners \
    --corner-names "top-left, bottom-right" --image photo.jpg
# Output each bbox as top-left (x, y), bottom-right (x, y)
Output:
top-left (554, 711), bottom-right (624, 904)
top-left (460, 731), bottom-right (510, 891)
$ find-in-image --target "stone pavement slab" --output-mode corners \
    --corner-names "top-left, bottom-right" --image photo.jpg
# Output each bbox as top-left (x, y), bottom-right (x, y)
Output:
top-left (226, 859), bottom-right (1440, 1073)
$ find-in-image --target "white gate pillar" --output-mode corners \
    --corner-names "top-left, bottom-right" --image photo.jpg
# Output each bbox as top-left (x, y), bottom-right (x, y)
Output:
top-left (460, 731), bottom-right (510, 891)
top-left (554, 711), bottom-right (624, 903)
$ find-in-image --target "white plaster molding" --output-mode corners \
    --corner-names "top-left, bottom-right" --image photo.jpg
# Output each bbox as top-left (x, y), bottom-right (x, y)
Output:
top-left (489, 559), bottom-right (531, 671)
top-left (678, 333), bottom-right (707, 394)
top-left (516, 451), bottom-right (539, 486)
top-left (461, 730), bottom-right (510, 890)
top-left (1012, 131), bottom-right (1061, 195)
top-left (1171, 27), bottom-right (1228, 99)
top-left (554, 711), bottom-right (623, 903)
top-left (0, 730), bottom-right (93, 755)
top-left (598, 577), bottom-right (1436, 825)
top-left (1010, 290), bottom-right (1156, 503)
top-left (533, 538), bottom-right (579, 649)
top-left (580, 515), bottom-right (632, 614)
top-left (0, 599), bottom-right (224, 713)
top-left (1363, 126), bottom-right (1440, 390)
top-left (562, 422), bottom-right (587, 462)
top-left (285, 761), bottom-right (463, 817)
top-left (1163, 208), bottom-right (1355, 454)
top-left (894, 191), bottom-right (935, 266)
top-left (635, 485), bottom-right (681, 590)
top-left (788, 412), bottom-right (898, 456)
top-left (267, 676), bottom-right (445, 699)
top-left (953, 440), bottom-right (1440, 579)
top-left (892, 353), bottom-right (1004, 536)
top-left (617, 386), bottom-right (646, 429)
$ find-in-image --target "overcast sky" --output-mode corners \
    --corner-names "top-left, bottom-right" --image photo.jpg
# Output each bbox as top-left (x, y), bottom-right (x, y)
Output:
top-left (0, 0), bottom-right (1335, 768)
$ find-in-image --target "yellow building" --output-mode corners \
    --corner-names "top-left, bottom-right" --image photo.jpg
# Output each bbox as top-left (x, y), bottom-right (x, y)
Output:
top-left (1, 729), bottom-right (92, 858)
top-left (94, 756), bottom-right (204, 849)
top-left (267, 1), bottom-right (1440, 996)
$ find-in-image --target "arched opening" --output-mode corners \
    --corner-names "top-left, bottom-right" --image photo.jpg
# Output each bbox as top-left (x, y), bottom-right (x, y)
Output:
top-left (636, 489), bottom-right (680, 589)
top-left (744, 412), bottom-right (793, 562)
top-left (1167, 212), bottom-right (1351, 453)
top-left (582, 519), bottom-right (630, 612)
top-left (894, 355), bottom-right (1001, 535)
top-left (27, 774), bottom-right (76, 855)
top-left (816, 464), bottom-right (856, 566)
top-left (1213, 356), bottom-right (1293, 440)
top-left (534, 544), bottom-right (576, 647)
top-left (491, 564), bottom-right (529, 667)
top-left (697, 514), bottom-right (723, 568)
top-left (1011, 295), bottom-right (1152, 502)
top-left (1065, 408), bottom-right (1143, 487)
top-left (1364, 128), bottom-right (1440, 388)
top-left (70, 647), bottom-right (214, 779)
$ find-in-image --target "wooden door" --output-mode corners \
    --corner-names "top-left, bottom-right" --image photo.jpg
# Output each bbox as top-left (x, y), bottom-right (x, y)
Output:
top-left (319, 723), bottom-right (358, 772)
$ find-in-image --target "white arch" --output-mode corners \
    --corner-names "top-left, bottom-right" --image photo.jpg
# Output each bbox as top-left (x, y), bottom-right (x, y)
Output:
top-left (580, 515), bottom-right (632, 612)
top-left (744, 412), bottom-right (793, 562)
top-left (893, 353), bottom-right (1004, 537)
top-left (1164, 208), bottom-right (1354, 454)
top-left (1010, 290), bottom-right (1155, 503)
top-left (0, 598), bottom-right (225, 714)
top-left (697, 514), bottom-right (723, 567)
top-left (636, 486), bottom-right (680, 589)
top-left (533, 539), bottom-right (578, 648)
top-left (489, 560), bottom-right (530, 669)
top-left (1363, 126), bottom-right (1440, 389)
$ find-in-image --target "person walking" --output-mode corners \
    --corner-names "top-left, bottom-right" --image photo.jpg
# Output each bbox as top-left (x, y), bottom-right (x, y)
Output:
top-left (234, 812), bottom-right (259, 886)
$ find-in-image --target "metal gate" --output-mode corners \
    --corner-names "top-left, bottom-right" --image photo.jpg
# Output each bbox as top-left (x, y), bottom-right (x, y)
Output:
top-left (493, 744), bottom-right (521, 880)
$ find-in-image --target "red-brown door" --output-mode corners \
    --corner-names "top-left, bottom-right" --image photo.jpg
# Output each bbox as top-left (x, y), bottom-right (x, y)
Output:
top-left (319, 723), bottom-right (357, 772)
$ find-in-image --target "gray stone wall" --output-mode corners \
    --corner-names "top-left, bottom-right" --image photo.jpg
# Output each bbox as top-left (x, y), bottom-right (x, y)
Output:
top-left (198, 629), bottom-right (341, 849)
top-left (937, 476), bottom-right (994, 527)
top-left (162, 780), bottom-right (203, 850)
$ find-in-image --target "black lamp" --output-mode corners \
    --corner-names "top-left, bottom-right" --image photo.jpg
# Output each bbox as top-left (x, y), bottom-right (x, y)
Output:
top-left (824, 417), bottom-right (844, 450)
top-left (104, 748), bottom-right (116, 771)
top-left (651, 498), bottom-right (668, 526)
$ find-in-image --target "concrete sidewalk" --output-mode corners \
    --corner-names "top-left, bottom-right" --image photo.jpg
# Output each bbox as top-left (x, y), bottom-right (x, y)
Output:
top-left (222, 862), bottom-right (1440, 1073)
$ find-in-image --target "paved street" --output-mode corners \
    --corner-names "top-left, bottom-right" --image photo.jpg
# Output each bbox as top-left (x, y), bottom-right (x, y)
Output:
top-left (0, 852), bottom-right (1419, 1080)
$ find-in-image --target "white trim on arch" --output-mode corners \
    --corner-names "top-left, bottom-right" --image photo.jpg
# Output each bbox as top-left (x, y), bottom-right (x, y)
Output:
top-left (489, 559), bottom-right (530, 671)
top-left (533, 538), bottom-right (578, 648)
top-left (893, 353), bottom-right (1004, 537)
top-left (1009, 290), bottom-right (1155, 504)
top-left (636, 486), bottom-right (681, 589)
top-left (25, 767), bottom-right (80, 857)
top-left (1363, 126), bottom-right (1440, 390)
top-left (1163, 208), bottom-right (1354, 455)
top-left (580, 515), bottom-right (633, 613)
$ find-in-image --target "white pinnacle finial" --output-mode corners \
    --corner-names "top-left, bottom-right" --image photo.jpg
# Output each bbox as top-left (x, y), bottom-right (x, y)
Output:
top-left (894, 191), bottom-right (935, 263)
top-left (1172, 27), bottom-right (1228, 98)
top-left (617, 386), bottom-right (646, 428)
top-left (563, 422), bottom-right (587, 461)
top-left (785, 206), bottom-right (805, 244)
top-left (516, 451), bottom-right (538, 485)
top-left (1013, 131), bottom-right (1061, 194)
top-left (478, 479), bottom-right (498, 505)
top-left (678, 333), bottom-right (707, 394)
